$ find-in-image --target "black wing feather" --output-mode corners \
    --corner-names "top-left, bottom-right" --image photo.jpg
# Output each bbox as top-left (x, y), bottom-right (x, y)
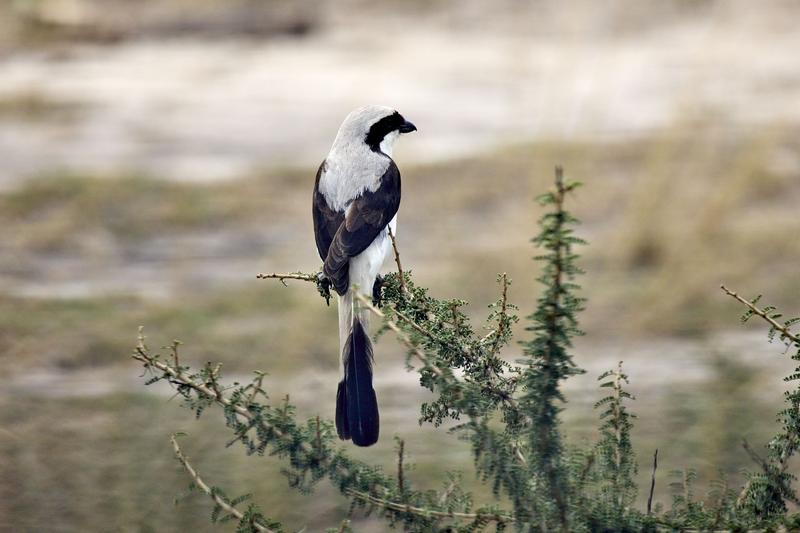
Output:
top-left (323, 162), bottom-right (401, 295)
top-left (312, 160), bottom-right (345, 261)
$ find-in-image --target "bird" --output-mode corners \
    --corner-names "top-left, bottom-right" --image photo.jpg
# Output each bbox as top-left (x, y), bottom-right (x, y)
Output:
top-left (312, 105), bottom-right (417, 446)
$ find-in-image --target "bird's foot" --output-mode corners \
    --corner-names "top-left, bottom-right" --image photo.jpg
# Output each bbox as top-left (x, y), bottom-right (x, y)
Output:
top-left (372, 275), bottom-right (384, 307)
top-left (316, 272), bottom-right (332, 306)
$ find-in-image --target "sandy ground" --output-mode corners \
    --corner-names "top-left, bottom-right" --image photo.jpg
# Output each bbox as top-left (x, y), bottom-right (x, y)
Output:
top-left (0, 9), bottom-right (799, 187)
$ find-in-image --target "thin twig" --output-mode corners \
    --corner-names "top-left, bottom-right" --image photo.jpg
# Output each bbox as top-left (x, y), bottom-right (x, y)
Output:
top-left (489, 273), bottom-right (510, 355)
top-left (387, 226), bottom-right (407, 295)
top-left (438, 479), bottom-right (457, 507)
top-left (449, 303), bottom-right (460, 330)
top-left (723, 286), bottom-right (800, 486)
top-left (647, 449), bottom-right (658, 516)
top-left (353, 293), bottom-right (445, 379)
top-left (170, 435), bottom-right (275, 533)
top-left (170, 340), bottom-right (181, 368)
top-left (224, 420), bottom-right (259, 449)
top-left (741, 442), bottom-right (800, 506)
top-left (246, 371), bottom-right (266, 406)
top-left (577, 452), bottom-right (595, 488)
top-left (134, 340), bottom-right (302, 456)
top-left (256, 272), bottom-right (319, 285)
top-left (720, 285), bottom-right (800, 344)
top-left (391, 304), bottom-right (443, 345)
top-left (735, 479), bottom-right (752, 510)
top-left (513, 441), bottom-right (529, 466)
top-left (205, 362), bottom-right (223, 399)
top-left (479, 330), bottom-right (497, 345)
top-left (378, 299), bottom-right (475, 369)
top-left (346, 489), bottom-right (515, 524)
top-left (742, 439), bottom-right (769, 471)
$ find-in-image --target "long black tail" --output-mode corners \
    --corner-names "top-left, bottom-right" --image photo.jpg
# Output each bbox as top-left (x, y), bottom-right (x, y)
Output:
top-left (335, 318), bottom-right (379, 446)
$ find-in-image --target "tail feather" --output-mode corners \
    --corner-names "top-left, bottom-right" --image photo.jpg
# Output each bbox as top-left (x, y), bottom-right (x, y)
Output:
top-left (344, 319), bottom-right (379, 446)
top-left (335, 380), bottom-right (350, 440)
top-left (334, 290), bottom-right (380, 447)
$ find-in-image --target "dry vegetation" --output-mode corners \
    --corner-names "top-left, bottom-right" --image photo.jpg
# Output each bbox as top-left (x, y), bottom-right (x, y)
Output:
top-left (2, 122), bottom-right (798, 358)
top-left (0, 0), bottom-right (319, 49)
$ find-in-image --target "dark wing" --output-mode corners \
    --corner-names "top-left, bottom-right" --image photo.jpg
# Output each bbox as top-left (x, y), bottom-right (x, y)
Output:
top-left (324, 162), bottom-right (401, 295)
top-left (312, 160), bottom-right (345, 261)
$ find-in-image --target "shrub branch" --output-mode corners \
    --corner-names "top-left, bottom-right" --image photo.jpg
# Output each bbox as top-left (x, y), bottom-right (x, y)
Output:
top-left (170, 434), bottom-right (276, 533)
top-left (720, 285), bottom-right (800, 344)
top-left (387, 226), bottom-right (408, 295)
top-left (134, 328), bottom-right (517, 529)
top-left (132, 172), bottom-right (800, 532)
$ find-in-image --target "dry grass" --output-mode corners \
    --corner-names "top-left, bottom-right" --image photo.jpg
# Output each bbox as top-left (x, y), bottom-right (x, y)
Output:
top-left (2, 122), bottom-right (798, 346)
top-left (0, 283), bottom-right (337, 377)
top-left (0, 0), bottom-right (320, 50)
top-left (0, 90), bottom-right (83, 122)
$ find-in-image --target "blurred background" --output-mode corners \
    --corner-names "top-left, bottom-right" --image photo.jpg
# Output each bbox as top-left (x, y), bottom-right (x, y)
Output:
top-left (1, 0), bottom-right (799, 531)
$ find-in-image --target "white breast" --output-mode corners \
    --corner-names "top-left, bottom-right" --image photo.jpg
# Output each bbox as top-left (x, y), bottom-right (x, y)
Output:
top-left (319, 147), bottom-right (390, 212)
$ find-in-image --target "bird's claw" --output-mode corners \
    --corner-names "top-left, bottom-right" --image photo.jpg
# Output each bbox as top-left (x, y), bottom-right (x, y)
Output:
top-left (372, 274), bottom-right (384, 307)
top-left (317, 272), bottom-right (332, 306)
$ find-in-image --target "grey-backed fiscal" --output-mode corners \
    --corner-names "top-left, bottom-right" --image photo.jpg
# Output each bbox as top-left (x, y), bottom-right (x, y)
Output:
top-left (312, 105), bottom-right (417, 446)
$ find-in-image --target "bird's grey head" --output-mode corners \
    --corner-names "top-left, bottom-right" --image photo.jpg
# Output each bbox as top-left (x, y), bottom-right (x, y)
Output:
top-left (331, 105), bottom-right (417, 157)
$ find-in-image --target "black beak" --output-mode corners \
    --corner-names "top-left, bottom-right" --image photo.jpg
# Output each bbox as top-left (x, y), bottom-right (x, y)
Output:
top-left (398, 120), bottom-right (417, 133)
